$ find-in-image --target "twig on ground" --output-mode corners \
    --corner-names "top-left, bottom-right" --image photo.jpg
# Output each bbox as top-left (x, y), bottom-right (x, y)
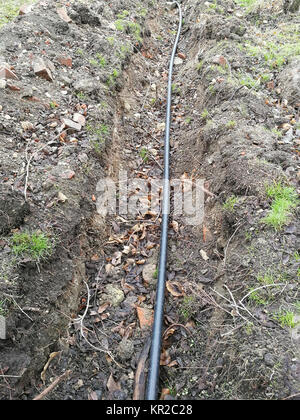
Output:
top-left (73, 279), bottom-right (123, 369)
top-left (240, 283), bottom-right (287, 303)
top-left (33, 370), bottom-right (71, 400)
top-left (223, 223), bottom-right (243, 266)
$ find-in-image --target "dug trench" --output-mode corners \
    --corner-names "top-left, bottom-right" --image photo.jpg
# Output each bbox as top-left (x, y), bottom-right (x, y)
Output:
top-left (0, 0), bottom-right (299, 400)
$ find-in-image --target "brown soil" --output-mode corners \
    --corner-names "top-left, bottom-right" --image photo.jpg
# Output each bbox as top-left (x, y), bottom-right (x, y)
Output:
top-left (0, 0), bottom-right (299, 400)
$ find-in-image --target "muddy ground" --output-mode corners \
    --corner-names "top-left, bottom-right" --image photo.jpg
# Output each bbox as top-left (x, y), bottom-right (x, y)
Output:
top-left (0, 0), bottom-right (299, 400)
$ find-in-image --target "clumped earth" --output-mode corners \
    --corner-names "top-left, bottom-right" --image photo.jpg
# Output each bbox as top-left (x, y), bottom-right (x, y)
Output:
top-left (0, 0), bottom-right (299, 400)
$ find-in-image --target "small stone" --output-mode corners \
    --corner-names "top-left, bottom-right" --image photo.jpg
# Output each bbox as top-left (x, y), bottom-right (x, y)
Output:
top-left (117, 338), bottom-right (134, 361)
top-left (0, 80), bottom-right (6, 89)
top-left (57, 56), bottom-right (72, 68)
top-left (0, 66), bottom-right (18, 80)
top-left (104, 284), bottom-right (125, 307)
top-left (57, 7), bottom-right (72, 23)
top-left (156, 122), bottom-right (165, 131)
top-left (142, 264), bottom-right (157, 285)
top-left (33, 58), bottom-right (53, 82)
top-left (124, 101), bottom-right (131, 112)
top-left (73, 113), bottom-right (86, 126)
top-left (200, 249), bottom-right (209, 261)
top-left (57, 191), bottom-right (68, 202)
top-left (60, 169), bottom-right (75, 179)
top-left (282, 128), bottom-right (293, 144)
top-left (174, 57), bottom-right (183, 66)
top-left (7, 84), bottom-right (20, 91)
top-left (0, 105), bottom-right (3, 112)
top-left (19, 4), bottom-right (33, 15)
top-left (264, 353), bottom-right (275, 367)
top-left (21, 121), bottom-right (34, 131)
top-left (62, 118), bottom-right (81, 132)
top-left (178, 52), bottom-right (186, 60)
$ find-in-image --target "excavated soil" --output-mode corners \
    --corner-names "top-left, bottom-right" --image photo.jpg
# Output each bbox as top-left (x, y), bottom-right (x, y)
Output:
top-left (0, 0), bottom-right (299, 400)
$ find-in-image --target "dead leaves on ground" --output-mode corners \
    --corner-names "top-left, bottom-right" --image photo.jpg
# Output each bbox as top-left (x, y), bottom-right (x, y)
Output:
top-left (166, 280), bottom-right (184, 297)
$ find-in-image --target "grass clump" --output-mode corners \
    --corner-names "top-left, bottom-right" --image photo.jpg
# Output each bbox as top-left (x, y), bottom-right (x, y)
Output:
top-left (87, 122), bottom-right (109, 154)
top-left (273, 310), bottom-right (297, 328)
top-left (223, 195), bottom-right (237, 212)
top-left (0, 0), bottom-right (36, 27)
top-left (11, 231), bottom-right (52, 261)
top-left (261, 182), bottom-right (298, 230)
top-left (179, 295), bottom-right (196, 321)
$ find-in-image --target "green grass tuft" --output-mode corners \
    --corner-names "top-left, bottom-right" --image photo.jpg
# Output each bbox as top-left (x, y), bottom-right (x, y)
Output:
top-left (11, 231), bottom-right (52, 261)
top-left (261, 182), bottom-right (298, 230)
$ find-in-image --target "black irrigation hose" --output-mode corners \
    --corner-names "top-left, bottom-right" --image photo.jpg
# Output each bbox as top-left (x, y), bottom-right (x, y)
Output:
top-left (146, 1), bottom-right (182, 401)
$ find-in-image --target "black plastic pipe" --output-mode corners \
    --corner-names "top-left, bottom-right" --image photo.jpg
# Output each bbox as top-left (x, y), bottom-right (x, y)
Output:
top-left (146, 2), bottom-right (182, 401)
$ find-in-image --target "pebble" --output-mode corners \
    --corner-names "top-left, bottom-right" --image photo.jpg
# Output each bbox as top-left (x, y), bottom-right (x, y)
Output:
top-left (0, 79), bottom-right (6, 89)
top-left (21, 121), bottom-right (34, 131)
top-left (174, 57), bottom-right (183, 66)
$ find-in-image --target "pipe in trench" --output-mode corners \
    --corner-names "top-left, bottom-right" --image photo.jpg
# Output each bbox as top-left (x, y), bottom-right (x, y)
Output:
top-left (145, 1), bottom-right (182, 401)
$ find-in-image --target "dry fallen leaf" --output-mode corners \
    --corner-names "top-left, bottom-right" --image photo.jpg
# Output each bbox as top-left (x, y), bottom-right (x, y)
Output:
top-left (167, 360), bottom-right (178, 368)
top-left (111, 251), bottom-right (122, 266)
top-left (166, 281), bottom-right (184, 297)
top-left (160, 349), bottom-right (171, 366)
top-left (160, 388), bottom-right (171, 400)
top-left (41, 352), bottom-right (60, 383)
top-left (98, 302), bottom-right (109, 314)
top-left (171, 220), bottom-right (179, 233)
top-left (107, 374), bottom-right (121, 393)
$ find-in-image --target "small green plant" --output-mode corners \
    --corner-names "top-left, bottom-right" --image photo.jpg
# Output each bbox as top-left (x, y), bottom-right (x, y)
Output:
top-left (239, 74), bottom-right (259, 89)
top-left (244, 231), bottom-right (252, 241)
top-left (244, 322), bottom-right (254, 335)
top-left (87, 123), bottom-right (109, 155)
top-left (223, 195), bottom-right (237, 211)
top-left (117, 9), bottom-right (130, 19)
top-left (185, 117), bottom-right (191, 124)
top-left (106, 69), bottom-right (119, 87)
top-left (107, 36), bottom-right (115, 46)
top-left (115, 19), bottom-right (125, 31)
top-left (96, 53), bottom-right (106, 67)
top-left (49, 102), bottom-right (57, 109)
top-left (226, 120), bottom-right (236, 129)
top-left (171, 83), bottom-right (181, 95)
top-left (271, 127), bottom-right (282, 138)
top-left (0, 0), bottom-right (38, 27)
top-left (11, 231), bottom-right (53, 261)
top-left (273, 310), bottom-right (297, 328)
top-left (248, 288), bottom-right (268, 305)
top-left (180, 295), bottom-right (196, 320)
top-left (196, 60), bottom-right (204, 71)
top-left (76, 48), bottom-right (84, 56)
top-left (153, 267), bottom-right (158, 279)
top-left (140, 147), bottom-right (149, 162)
top-left (261, 181), bottom-right (298, 230)
top-left (90, 54), bottom-right (107, 68)
top-left (76, 91), bottom-right (87, 101)
top-left (201, 108), bottom-right (209, 119)
top-left (294, 252), bottom-right (300, 262)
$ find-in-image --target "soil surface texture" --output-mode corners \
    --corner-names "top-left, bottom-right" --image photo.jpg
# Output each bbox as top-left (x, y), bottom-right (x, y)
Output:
top-left (0, 0), bottom-right (299, 400)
